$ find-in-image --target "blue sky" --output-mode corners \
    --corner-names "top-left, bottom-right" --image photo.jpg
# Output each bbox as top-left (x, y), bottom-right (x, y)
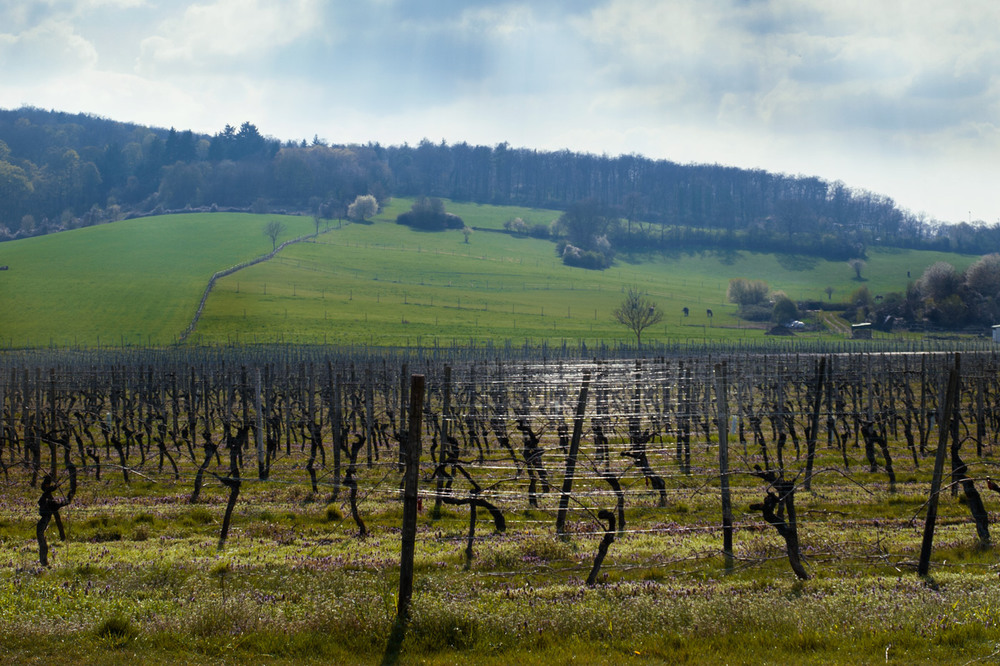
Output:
top-left (2, 0), bottom-right (999, 224)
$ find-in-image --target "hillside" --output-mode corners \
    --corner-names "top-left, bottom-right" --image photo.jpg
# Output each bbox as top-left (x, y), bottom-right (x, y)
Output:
top-left (0, 203), bottom-right (981, 349)
top-left (5, 107), bottom-right (998, 259)
top-left (0, 213), bottom-right (314, 347)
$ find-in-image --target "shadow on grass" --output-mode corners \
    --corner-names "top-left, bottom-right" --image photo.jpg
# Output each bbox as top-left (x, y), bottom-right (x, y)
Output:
top-left (776, 253), bottom-right (818, 271)
top-left (715, 249), bottom-right (743, 266)
top-left (380, 615), bottom-right (408, 666)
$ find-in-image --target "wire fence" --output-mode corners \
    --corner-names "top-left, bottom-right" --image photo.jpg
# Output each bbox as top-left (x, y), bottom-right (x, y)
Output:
top-left (1, 347), bottom-right (998, 578)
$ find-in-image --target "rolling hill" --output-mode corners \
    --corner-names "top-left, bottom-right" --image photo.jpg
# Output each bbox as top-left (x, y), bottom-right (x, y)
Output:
top-left (0, 201), bottom-right (981, 348)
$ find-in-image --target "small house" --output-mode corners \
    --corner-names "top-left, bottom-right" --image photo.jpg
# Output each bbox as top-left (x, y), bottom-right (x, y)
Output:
top-left (851, 322), bottom-right (872, 340)
top-left (992, 324), bottom-right (1000, 343)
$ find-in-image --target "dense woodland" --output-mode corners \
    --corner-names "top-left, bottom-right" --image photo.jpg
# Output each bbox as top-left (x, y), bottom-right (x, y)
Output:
top-left (3, 106), bottom-right (999, 258)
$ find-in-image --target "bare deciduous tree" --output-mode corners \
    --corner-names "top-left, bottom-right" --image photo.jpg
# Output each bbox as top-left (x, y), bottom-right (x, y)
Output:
top-left (614, 286), bottom-right (663, 345)
top-left (263, 219), bottom-right (285, 252)
top-left (727, 278), bottom-right (769, 309)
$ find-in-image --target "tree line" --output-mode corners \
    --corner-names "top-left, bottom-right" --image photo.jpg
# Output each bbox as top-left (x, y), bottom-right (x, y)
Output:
top-left (857, 254), bottom-right (1000, 331)
top-left (0, 106), bottom-right (995, 259)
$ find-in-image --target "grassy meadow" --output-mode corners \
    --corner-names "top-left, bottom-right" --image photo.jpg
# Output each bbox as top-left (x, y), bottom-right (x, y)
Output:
top-left (0, 200), bottom-right (983, 348)
top-left (0, 213), bottom-right (315, 347)
top-left (2, 439), bottom-right (1000, 665)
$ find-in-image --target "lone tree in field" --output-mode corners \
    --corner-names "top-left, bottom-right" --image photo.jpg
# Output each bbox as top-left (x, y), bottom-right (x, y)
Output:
top-left (614, 286), bottom-right (663, 345)
top-left (347, 194), bottom-right (378, 221)
top-left (263, 219), bottom-right (285, 252)
top-left (848, 258), bottom-right (866, 280)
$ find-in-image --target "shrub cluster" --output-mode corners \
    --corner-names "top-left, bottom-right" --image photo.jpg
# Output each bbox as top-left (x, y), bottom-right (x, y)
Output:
top-left (396, 196), bottom-right (464, 231)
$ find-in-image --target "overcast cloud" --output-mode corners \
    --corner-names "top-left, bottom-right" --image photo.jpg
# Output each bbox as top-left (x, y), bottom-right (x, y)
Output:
top-left (1, 0), bottom-right (998, 224)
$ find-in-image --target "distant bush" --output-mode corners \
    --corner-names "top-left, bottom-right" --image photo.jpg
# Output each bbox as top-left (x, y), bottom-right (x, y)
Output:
top-left (529, 223), bottom-right (550, 239)
top-left (396, 196), bottom-right (464, 231)
top-left (560, 242), bottom-right (611, 270)
top-left (504, 217), bottom-right (528, 234)
top-left (772, 295), bottom-right (799, 323)
top-left (739, 303), bottom-right (774, 322)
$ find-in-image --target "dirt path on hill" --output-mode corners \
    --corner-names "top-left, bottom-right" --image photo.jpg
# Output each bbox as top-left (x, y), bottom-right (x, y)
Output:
top-left (178, 229), bottom-right (323, 343)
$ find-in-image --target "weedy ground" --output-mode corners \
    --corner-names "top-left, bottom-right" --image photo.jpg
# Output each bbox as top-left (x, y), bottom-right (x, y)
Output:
top-left (2, 442), bottom-right (1000, 665)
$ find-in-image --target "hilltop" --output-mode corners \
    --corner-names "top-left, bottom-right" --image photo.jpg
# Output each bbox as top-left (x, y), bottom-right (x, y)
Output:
top-left (3, 107), bottom-right (999, 260)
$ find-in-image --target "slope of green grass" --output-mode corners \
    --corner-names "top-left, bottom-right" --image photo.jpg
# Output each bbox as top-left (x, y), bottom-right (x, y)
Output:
top-left (440, 200), bottom-right (559, 230)
top-left (0, 201), bottom-right (983, 348)
top-left (0, 213), bottom-right (314, 347)
top-left (191, 200), bottom-right (980, 346)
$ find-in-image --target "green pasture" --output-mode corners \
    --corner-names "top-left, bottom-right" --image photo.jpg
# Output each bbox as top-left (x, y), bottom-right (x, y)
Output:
top-left (0, 201), bottom-right (984, 348)
top-left (431, 200), bottom-right (559, 231)
top-left (0, 213), bottom-right (314, 347)
top-left (192, 200), bottom-right (980, 346)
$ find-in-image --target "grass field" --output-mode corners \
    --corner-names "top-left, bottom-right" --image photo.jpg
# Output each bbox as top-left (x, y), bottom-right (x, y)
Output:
top-left (0, 201), bottom-right (982, 348)
top-left (0, 213), bottom-right (315, 347)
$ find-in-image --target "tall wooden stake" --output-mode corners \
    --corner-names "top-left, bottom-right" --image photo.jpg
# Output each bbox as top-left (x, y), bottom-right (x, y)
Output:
top-left (804, 356), bottom-right (826, 491)
top-left (918, 356), bottom-right (960, 577)
top-left (366, 367), bottom-right (375, 468)
top-left (398, 374), bottom-right (425, 620)
top-left (255, 368), bottom-right (264, 479)
top-left (714, 363), bottom-right (733, 571)
top-left (332, 376), bottom-right (342, 501)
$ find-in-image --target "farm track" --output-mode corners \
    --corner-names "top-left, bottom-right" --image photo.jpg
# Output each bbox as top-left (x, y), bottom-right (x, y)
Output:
top-left (817, 310), bottom-right (852, 336)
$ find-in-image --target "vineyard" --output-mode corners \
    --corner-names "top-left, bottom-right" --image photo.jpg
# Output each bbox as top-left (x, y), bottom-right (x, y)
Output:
top-left (3, 345), bottom-right (1000, 664)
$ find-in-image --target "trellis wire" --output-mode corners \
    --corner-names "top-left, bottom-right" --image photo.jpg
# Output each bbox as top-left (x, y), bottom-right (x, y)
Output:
top-left (1, 346), bottom-right (998, 578)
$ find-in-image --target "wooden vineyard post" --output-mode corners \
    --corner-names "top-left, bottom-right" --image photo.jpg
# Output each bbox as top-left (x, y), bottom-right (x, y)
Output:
top-left (365, 367), bottom-right (375, 468)
top-left (0, 377), bottom-right (5, 474)
top-left (976, 376), bottom-right (986, 457)
top-left (714, 363), bottom-right (733, 572)
top-left (332, 375), bottom-right (343, 501)
top-left (918, 356), bottom-right (960, 577)
top-left (804, 356), bottom-right (826, 491)
top-left (555, 370), bottom-right (591, 537)
top-left (825, 355), bottom-right (834, 451)
top-left (255, 368), bottom-right (265, 479)
top-left (398, 374), bottom-right (425, 620)
top-left (949, 357), bottom-right (962, 498)
top-left (30, 368), bottom-right (41, 486)
top-left (48, 368), bottom-right (57, 479)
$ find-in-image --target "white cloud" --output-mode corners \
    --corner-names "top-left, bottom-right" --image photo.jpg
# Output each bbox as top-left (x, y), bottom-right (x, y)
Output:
top-left (575, 0), bottom-right (1000, 136)
top-left (0, 18), bottom-right (98, 83)
top-left (137, 0), bottom-right (322, 73)
top-left (3, 0), bottom-right (1000, 222)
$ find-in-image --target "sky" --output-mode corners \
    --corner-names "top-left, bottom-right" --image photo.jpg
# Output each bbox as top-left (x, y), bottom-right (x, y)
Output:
top-left (1, 0), bottom-right (999, 225)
